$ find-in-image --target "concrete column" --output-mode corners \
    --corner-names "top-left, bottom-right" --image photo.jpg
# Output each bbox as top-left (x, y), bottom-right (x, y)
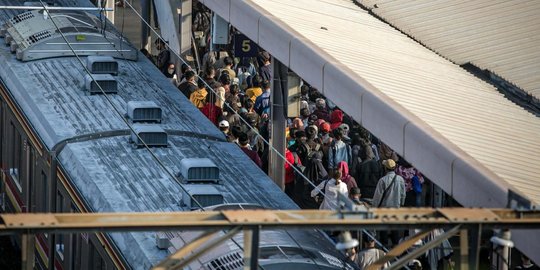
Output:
top-left (179, 0), bottom-right (192, 58)
top-left (105, 0), bottom-right (114, 23)
top-left (269, 58), bottom-right (288, 189)
top-left (141, 0), bottom-right (151, 50)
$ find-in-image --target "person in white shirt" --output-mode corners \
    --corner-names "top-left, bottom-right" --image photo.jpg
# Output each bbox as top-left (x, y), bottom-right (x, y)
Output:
top-left (311, 170), bottom-right (348, 210)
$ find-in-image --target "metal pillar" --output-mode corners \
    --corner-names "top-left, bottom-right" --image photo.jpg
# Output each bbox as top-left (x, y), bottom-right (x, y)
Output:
top-left (269, 58), bottom-right (287, 189)
top-left (141, 0), bottom-right (151, 50)
top-left (460, 229), bottom-right (469, 270)
top-left (21, 234), bottom-right (35, 270)
top-left (243, 227), bottom-right (260, 270)
top-left (179, 0), bottom-right (192, 58)
top-left (104, 0), bottom-right (114, 23)
top-left (469, 225), bottom-right (482, 270)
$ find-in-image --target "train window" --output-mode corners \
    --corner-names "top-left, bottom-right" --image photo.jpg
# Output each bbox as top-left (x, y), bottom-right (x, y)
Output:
top-left (39, 172), bottom-right (48, 212)
top-left (56, 192), bottom-right (64, 259)
top-left (9, 121), bottom-right (22, 191)
top-left (89, 242), bottom-right (106, 270)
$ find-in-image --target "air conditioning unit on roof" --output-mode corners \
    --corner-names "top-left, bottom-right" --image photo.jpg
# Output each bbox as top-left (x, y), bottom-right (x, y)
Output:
top-left (178, 158), bottom-right (220, 184)
top-left (181, 184), bottom-right (223, 210)
top-left (87, 56), bottom-right (118, 75)
top-left (84, 74), bottom-right (118, 94)
top-left (130, 124), bottom-right (168, 148)
top-left (126, 101), bottom-right (162, 123)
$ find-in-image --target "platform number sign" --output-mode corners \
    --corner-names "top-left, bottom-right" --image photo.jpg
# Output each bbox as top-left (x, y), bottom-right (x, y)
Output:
top-left (234, 34), bottom-right (257, 57)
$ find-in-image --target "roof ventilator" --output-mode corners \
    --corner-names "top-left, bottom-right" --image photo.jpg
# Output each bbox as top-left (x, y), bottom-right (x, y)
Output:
top-left (84, 74), bottom-right (117, 94)
top-left (178, 158), bottom-right (220, 184)
top-left (181, 185), bottom-right (223, 210)
top-left (155, 232), bottom-right (170, 250)
top-left (130, 124), bottom-right (168, 148)
top-left (1, 10), bottom-right (138, 61)
top-left (126, 101), bottom-right (162, 123)
top-left (86, 56), bottom-right (119, 75)
top-left (206, 251), bottom-right (244, 270)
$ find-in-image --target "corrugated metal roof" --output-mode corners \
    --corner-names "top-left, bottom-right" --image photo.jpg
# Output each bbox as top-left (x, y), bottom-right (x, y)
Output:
top-left (203, 0), bottom-right (540, 261)
top-left (357, 0), bottom-right (540, 99)
top-left (231, 0), bottom-right (540, 206)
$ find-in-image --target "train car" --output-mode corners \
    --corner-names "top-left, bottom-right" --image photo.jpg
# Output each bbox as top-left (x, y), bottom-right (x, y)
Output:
top-left (0, 3), bottom-right (354, 270)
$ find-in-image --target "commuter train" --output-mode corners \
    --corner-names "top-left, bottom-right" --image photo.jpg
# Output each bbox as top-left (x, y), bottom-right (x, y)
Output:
top-left (0, 3), bottom-right (354, 270)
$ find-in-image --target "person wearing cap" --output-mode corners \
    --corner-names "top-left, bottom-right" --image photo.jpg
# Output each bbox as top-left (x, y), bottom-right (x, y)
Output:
top-left (238, 132), bottom-right (262, 168)
top-left (218, 120), bottom-right (231, 141)
top-left (356, 234), bottom-right (388, 270)
top-left (349, 187), bottom-right (369, 207)
top-left (373, 159), bottom-right (405, 246)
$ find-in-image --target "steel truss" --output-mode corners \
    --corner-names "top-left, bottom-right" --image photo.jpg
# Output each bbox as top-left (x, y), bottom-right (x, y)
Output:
top-left (1, 208), bottom-right (540, 270)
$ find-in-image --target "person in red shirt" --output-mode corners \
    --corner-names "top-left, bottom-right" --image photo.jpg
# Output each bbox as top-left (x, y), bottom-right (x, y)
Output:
top-left (200, 93), bottom-right (222, 126)
top-left (284, 148), bottom-right (302, 200)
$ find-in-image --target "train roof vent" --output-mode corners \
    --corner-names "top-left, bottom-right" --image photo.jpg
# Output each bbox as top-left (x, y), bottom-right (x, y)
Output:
top-left (155, 232), bottom-right (170, 250)
top-left (87, 56), bottom-right (118, 75)
top-left (206, 251), bottom-right (244, 270)
top-left (181, 185), bottom-right (223, 210)
top-left (2, 10), bottom-right (138, 61)
top-left (126, 101), bottom-right (162, 123)
top-left (179, 158), bottom-right (220, 184)
top-left (130, 124), bottom-right (168, 148)
top-left (84, 74), bottom-right (118, 95)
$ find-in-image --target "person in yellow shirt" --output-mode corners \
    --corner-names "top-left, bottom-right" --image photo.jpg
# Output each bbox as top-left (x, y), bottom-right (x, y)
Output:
top-left (245, 75), bottom-right (263, 103)
top-left (190, 79), bottom-right (208, 108)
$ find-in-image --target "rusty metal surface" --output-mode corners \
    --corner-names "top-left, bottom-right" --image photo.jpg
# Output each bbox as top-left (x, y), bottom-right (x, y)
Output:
top-left (1, 208), bottom-right (540, 234)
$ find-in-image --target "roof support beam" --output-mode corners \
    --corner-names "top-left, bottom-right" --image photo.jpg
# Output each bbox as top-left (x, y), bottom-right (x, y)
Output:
top-left (1, 208), bottom-right (540, 235)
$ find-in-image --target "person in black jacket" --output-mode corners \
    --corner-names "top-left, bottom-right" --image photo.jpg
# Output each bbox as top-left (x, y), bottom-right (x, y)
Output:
top-left (354, 145), bottom-right (383, 204)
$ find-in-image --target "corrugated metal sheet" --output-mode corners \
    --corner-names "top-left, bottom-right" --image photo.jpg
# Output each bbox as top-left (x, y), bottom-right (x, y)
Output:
top-left (203, 0), bottom-right (540, 209)
top-left (358, 0), bottom-right (540, 99)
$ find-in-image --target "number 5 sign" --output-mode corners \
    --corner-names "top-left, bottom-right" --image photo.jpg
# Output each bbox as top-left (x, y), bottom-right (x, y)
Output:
top-left (234, 34), bottom-right (257, 57)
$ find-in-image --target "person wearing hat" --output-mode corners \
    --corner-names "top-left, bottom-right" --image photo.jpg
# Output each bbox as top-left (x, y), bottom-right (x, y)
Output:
top-left (372, 159), bottom-right (406, 246)
top-left (335, 231), bottom-right (359, 265)
top-left (218, 120), bottom-right (231, 141)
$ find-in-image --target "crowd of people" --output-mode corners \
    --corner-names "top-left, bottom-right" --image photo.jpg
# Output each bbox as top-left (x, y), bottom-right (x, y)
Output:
top-left (139, 5), bottom-right (540, 268)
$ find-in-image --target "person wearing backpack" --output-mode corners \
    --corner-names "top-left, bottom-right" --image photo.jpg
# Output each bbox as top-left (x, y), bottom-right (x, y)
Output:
top-left (311, 170), bottom-right (348, 210)
top-left (328, 128), bottom-right (352, 171)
